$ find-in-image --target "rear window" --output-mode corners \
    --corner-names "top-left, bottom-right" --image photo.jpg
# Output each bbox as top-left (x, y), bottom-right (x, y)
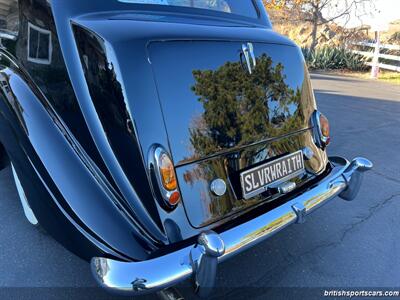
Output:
top-left (118, 0), bottom-right (259, 19)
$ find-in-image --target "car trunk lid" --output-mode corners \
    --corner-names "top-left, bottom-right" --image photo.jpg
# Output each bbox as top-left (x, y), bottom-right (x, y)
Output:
top-left (148, 41), bottom-right (312, 165)
top-left (148, 40), bottom-right (327, 228)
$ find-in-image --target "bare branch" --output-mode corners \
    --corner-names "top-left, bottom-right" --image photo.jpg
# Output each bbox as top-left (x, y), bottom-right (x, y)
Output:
top-left (264, 0), bottom-right (376, 51)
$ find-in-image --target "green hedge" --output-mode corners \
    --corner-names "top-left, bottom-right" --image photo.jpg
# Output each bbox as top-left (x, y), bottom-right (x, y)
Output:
top-left (302, 47), bottom-right (368, 71)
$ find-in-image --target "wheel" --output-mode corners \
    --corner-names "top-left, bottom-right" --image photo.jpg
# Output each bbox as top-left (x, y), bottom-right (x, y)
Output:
top-left (11, 163), bottom-right (39, 226)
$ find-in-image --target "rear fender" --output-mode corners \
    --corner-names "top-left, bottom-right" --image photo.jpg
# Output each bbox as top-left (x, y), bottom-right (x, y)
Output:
top-left (0, 57), bottom-right (155, 261)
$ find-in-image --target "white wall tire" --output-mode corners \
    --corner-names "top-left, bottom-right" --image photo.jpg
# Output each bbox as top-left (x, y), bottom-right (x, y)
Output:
top-left (11, 163), bottom-right (39, 226)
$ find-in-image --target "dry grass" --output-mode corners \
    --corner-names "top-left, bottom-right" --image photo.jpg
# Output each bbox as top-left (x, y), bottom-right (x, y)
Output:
top-left (376, 72), bottom-right (400, 84)
top-left (322, 70), bottom-right (400, 85)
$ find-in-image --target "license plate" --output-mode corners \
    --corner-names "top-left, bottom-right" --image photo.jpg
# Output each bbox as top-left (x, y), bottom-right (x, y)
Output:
top-left (240, 151), bottom-right (304, 199)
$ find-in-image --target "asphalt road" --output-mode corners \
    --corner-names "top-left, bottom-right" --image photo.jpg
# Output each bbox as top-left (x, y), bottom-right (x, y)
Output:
top-left (1, 74), bottom-right (400, 300)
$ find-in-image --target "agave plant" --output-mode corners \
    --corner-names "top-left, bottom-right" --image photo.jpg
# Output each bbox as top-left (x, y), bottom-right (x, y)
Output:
top-left (302, 46), bottom-right (368, 71)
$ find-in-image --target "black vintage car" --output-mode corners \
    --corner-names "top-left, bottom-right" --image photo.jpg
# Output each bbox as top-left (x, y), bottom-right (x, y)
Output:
top-left (0, 0), bottom-right (372, 297)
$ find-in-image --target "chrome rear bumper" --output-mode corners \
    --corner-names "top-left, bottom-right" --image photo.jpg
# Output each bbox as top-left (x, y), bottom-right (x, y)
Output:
top-left (91, 156), bottom-right (372, 296)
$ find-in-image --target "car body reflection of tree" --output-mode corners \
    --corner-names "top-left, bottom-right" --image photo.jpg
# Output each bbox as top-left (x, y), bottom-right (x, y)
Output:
top-left (185, 54), bottom-right (307, 221)
top-left (190, 54), bottom-right (303, 160)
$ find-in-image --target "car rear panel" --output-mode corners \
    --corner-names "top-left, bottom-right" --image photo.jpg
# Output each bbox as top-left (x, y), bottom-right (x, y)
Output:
top-left (175, 130), bottom-right (327, 228)
top-left (149, 41), bottom-right (328, 227)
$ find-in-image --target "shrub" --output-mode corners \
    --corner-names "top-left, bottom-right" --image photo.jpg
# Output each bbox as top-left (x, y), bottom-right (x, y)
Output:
top-left (389, 32), bottom-right (400, 43)
top-left (302, 47), bottom-right (368, 71)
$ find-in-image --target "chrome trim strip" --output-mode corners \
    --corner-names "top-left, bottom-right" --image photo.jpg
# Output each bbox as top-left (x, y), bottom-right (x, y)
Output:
top-left (91, 156), bottom-right (372, 296)
top-left (175, 127), bottom-right (312, 167)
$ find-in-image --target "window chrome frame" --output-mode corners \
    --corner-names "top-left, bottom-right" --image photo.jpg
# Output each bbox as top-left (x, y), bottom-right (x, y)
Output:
top-left (27, 22), bottom-right (53, 65)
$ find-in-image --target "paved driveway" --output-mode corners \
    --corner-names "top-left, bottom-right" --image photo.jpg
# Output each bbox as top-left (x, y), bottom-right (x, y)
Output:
top-left (1, 74), bottom-right (399, 299)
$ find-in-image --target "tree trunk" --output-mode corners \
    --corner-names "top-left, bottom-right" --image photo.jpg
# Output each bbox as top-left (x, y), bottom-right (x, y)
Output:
top-left (310, 24), bottom-right (318, 52)
top-left (310, 8), bottom-right (319, 52)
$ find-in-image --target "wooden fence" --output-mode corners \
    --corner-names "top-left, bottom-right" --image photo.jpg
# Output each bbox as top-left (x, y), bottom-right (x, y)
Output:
top-left (352, 41), bottom-right (400, 75)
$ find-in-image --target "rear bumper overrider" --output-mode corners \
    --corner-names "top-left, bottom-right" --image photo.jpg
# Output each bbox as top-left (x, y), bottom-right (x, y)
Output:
top-left (91, 156), bottom-right (372, 297)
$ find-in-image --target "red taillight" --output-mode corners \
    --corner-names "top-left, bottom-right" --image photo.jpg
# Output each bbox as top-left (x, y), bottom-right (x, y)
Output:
top-left (313, 111), bottom-right (331, 148)
top-left (168, 191), bottom-right (181, 206)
